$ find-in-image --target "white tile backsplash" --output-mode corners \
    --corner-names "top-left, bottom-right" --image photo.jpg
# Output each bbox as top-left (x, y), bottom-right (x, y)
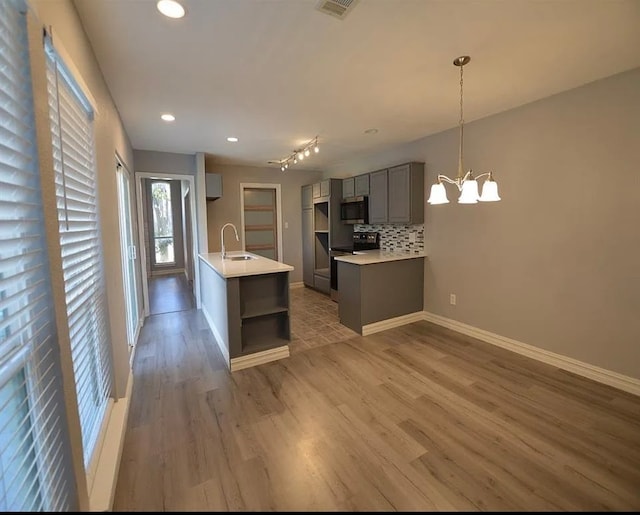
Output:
top-left (354, 224), bottom-right (424, 252)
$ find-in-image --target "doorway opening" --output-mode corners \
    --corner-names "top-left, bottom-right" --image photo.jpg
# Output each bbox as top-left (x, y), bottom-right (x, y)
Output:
top-left (136, 173), bottom-right (200, 318)
top-left (239, 183), bottom-right (283, 261)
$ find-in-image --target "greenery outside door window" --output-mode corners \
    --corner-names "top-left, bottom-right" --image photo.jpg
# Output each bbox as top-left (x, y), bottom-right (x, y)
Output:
top-left (151, 181), bottom-right (175, 265)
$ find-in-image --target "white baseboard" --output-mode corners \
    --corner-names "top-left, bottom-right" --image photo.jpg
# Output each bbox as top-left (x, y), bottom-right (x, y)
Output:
top-left (128, 317), bottom-right (144, 368)
top-left (422, 311), bottom-right (640, 397)
top-left (362, 311), bottom-right (425, 336)
top-left (289, 281), bottom-right (304, 289)
top-left (89, 369), bottom-right (134, 511)
top-left (230, 345), bottom-right (290, 372)
top-left (201, 305), bottom-right (230, 365)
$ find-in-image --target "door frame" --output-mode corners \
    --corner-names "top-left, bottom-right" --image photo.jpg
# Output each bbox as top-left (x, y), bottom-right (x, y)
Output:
top-left (239, 183), bottom-right (283, 262)
top-left (136, 172), bottom-right (201, 317)
top-left (115, 155), bottom-right (142, 351)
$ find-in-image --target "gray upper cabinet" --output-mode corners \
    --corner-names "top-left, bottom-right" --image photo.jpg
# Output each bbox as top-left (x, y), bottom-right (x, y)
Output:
top-left (320, 179), bottom-right (330, 198)
top-left (369, 169), bottom-right (388, 224)
top-left (342, 177), bottom-right (354, 199)
top-left (387, 162), bottom-right (424, 224)
top-left (302, 184), bottom-right (313, 209)
top-left (312, 182), bottom-right (321, 198)
top-left (205, 173), bottom-right (222, 200)
top-left (354, 174), bottom-right (370, 196)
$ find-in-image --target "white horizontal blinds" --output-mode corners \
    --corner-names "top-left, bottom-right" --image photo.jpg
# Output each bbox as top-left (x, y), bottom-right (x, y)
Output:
top-left (45, 40), bottom-right (113, 465)
top-left (0, 0), bottom-right (76, 510)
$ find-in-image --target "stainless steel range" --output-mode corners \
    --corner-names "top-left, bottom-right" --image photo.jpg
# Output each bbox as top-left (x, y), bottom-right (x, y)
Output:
top-left (329, 231), bottom-right (380, 301)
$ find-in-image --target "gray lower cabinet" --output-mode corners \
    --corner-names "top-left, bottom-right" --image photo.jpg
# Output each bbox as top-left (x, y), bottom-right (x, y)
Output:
top-left (368, 169), bottom-right (388, 223)
top-left (342, 177), bottom-right (354, 199)
top-left (338, 258), bottom-right (424, 335)
top-left (302, 208), bottom-right (314, 287)
top-left (354, 173), bottom-right (369, 196)
top-left (388, 162), bottom-right (424, 224)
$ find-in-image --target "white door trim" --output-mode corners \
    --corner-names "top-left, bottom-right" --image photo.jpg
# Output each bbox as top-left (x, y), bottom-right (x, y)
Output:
top-left (115, 156), bottom-right (139, 348)
top-left (135, 172), bottom-right (201, 317)
top-left (239, 183), bottom-right (284, 262)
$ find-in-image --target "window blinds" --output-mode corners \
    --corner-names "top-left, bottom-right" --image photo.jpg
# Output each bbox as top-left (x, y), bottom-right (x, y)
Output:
top-left (45, 39), bottom-right (113, 466)
top-left (0, 0), bottom-right (76, 510)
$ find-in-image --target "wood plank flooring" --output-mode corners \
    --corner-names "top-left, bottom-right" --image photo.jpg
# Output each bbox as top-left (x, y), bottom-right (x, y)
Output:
top-left (113, 288), bottom-right (640, 511)
top-left (148, 273), bottom-right (194, 315)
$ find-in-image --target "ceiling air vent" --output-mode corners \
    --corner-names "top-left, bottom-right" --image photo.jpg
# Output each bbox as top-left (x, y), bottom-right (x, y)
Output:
top-left (316, 0), bottom-right (360, 20)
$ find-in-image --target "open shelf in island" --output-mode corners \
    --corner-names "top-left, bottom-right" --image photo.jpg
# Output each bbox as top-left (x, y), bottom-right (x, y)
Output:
top-left (240, 311), bottom-right (290, 355)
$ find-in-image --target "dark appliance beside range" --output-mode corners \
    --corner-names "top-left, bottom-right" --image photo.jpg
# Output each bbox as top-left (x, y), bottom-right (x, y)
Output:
top-left (340, 196), bottom-right (369, 224)
top-left (329, 231), bottom-right (380, 302)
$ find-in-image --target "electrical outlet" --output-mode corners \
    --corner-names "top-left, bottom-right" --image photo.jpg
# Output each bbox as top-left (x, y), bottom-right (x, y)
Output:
top-left (450, 293), bottom-right (457, 305)
top-left (284, 221), bottom-right (289, 229)
top-left (408, 232), bottom-right (416, 243)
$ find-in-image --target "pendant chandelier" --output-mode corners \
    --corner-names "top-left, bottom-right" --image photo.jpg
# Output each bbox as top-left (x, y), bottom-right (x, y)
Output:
top-left (427, 56), bottom-right (501, 205)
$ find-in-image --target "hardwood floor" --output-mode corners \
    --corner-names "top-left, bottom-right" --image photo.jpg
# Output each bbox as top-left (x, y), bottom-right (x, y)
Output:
top-left (148, 273), bottom-right (194, 315)
top-left (113, 289), bottom-right (640, 511)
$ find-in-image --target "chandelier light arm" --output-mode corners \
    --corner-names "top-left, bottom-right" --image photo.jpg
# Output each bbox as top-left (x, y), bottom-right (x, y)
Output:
top-left (437, 174), bottom-right (460, 186)
top-left (473, 172), bottom-right (494, 182)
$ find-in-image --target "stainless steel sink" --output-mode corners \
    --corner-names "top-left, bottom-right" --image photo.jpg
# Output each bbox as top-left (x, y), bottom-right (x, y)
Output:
top-left (228, 254), bottom-right (256, 261)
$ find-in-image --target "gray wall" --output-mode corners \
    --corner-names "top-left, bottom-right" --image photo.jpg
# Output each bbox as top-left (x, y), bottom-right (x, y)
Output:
top-left (133, 149), bottom-right (197, 176)
top-left (205, 163), bottom-right (324, 283)
top-left (324, 68), bottom-right (640, 380)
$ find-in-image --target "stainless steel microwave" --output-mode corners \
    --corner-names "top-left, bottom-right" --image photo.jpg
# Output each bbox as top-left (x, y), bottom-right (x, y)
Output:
top-left (340, 196), bottom-right (369, 224)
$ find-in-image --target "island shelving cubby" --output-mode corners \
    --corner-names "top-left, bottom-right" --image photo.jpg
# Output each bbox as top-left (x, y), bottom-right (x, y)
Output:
top-left (239, 272), bottom-right (290, 355)
top-left (199, 251), bottom-right (293, 371)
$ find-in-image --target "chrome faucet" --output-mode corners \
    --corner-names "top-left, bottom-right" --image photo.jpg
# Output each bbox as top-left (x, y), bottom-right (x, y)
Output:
top-left (220, 222), bottom-right (239, 259)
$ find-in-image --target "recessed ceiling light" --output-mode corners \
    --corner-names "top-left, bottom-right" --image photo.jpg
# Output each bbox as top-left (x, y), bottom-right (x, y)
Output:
top-left (364, 128), bottom-right (378, 134)
top-left (157, 0), bottom-right (185, 19)
top-left (227, 137), bottom-right (238, 142)
top-left (161, 113), bottom-right (175, 122)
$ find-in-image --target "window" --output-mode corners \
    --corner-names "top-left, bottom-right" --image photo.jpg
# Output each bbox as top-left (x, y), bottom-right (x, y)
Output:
top-left (45, 37), bottom-right (113, 466)
top-left (0, 0), bottom-right (76, 509)
top-left (151, 181), bottom-right (175, 265)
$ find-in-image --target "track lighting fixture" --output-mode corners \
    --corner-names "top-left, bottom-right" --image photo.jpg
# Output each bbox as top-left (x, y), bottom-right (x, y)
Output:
top-left (275, 136), bottom-right (320, 171)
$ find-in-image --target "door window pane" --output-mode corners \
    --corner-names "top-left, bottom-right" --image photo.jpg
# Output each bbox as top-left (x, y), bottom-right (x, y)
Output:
top-left (151, 182), bottom-right (175, 264)
top-left (243, 188), bottom-right (278, 260)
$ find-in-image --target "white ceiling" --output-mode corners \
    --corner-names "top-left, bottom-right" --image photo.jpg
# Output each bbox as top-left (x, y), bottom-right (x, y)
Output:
top-left (73, 0), bottom-right (640, 171)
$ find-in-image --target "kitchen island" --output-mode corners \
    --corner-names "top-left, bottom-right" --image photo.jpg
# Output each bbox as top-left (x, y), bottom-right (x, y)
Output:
top-left (199, 251), bottom-right (293, 371)
top-left (335, 250), bottom-right (426, 335)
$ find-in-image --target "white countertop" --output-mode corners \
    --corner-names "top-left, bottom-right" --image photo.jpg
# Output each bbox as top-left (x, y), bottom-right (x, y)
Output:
top-left (199, 251), bottom-right (294, 278)
top-left (334, 249), bottom-right (426, 265)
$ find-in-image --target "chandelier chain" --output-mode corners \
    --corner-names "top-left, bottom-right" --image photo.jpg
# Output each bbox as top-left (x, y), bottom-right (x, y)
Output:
top-left (457, 60), bottom-right (465, 179)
